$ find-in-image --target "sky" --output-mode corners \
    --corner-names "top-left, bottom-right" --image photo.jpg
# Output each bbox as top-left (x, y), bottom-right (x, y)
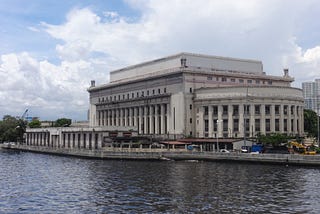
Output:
top-left (0, 0), bottom-right (320, 121)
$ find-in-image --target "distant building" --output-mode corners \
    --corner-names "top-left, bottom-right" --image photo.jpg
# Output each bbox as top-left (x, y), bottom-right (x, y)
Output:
top-left (302, 79), bottom-right (320, 115)
top-left (88, 52), bottom-right (304, 139)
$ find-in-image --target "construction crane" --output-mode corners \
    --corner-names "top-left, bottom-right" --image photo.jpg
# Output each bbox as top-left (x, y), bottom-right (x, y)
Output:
top-left (20, 109), bottom-right (28, 120)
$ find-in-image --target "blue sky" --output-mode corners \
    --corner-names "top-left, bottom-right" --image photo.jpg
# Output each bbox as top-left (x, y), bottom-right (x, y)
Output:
top-left (0, 0), bottom-right (320, 121)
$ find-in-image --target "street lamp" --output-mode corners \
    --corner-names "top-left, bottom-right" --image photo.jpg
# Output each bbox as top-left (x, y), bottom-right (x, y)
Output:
top-left (216, 119), bottom-right (223, 152)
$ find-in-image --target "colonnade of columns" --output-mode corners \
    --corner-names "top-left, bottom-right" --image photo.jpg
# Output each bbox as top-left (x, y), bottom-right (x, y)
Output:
top-left (97, 103), bottom-right (169, 135)
top-left (26, 132), bottom-right (102, 150)
top-left (197, 103), bottom-right (304, 138)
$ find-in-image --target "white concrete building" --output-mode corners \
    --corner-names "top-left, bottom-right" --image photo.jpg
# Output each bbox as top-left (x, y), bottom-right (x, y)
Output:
top-left (88, 52), bottom-right (304, 139)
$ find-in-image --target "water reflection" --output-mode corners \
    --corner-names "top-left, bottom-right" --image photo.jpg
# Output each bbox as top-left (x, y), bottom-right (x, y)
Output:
top-left (1, 151), bottom-right (320, 213)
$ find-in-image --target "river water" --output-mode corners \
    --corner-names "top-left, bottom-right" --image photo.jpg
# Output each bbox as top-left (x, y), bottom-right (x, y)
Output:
top-left (1, 150), bottom-right (320, 213)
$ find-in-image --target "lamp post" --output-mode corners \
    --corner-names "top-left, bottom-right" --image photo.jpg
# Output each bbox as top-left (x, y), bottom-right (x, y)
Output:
top-left (216, 119), bottom-right (223, 152)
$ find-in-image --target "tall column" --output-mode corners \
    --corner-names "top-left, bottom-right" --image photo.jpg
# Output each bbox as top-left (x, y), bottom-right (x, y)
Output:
top-left (288, 105), bottom-right (292, 134)
top-left (139, 106), bottom-right (143, 134)
top-left (124, 108), bottom-right (128, 126)
top-left (134, 107), bottom-right (138, 129)
top-left (149, 105), bottom-right (154, 134)
top-left (198, 106), bottom-right (204, 138)
top-left (249, 104), bottom-right (255, 137)
top-left (280, 105), bottom-right (284, 132)
top-left (239, 104), bottom-right (244, 138)
top-left (120, 108), bottom-right (124, 127)
top-left (293, 105), bottom-right (298, 134)
top-left (298, 106), bottom-right (304, 135)
top-left (260, 104), bottom-right (266, 135)
top-left (270, 105), bottom-right (275, 132)
top-left (144, 106), bottom-right (148, 134)
top-left (208, 106), bottom-right (213, 138)
top-left (217, 105), bottom-right (223, 138)
top-left (228, 104), bottom-right (233, 138)
top-left (129, 108), bottom-right (133, 127)
top-left (155, 105), bottom-right (159, 135)
top-left (160, 104), bottom-right (165, 135)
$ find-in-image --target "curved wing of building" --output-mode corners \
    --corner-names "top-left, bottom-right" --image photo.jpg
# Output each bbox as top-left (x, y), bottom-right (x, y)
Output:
top-left (88, 52), bottom-right (304, 139)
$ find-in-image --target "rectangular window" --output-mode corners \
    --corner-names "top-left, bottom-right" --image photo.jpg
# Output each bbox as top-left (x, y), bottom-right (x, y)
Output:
top-left (190, 118), bottom-right (192, 123)
top-left (231, 78), bottom-right (235, 82)
top-left (158, 89), bottom-right (161, 94)
top-left (233, 105), bottom-right (239, 115)
top-left (164, 88), bottom-right (167, 93)
top-left (190, 104), bottom-right (192, 110)
top-left (204, 106), bottom-right (208, 116)
top-left (223, 105), bottom-right (228, 115)
top-left (275, 105), bottom-right (280, 115)
top-left (255, 119), bottom-right (260, 131)
top-left (266, 119), bottom-right (271, 132)
top-left (254, 105), bottom-right (260, 115)
top-left (265, 105), bottom-right (271, 115)
top-left (147, 90), bottom-right (149, 96)
top-left (222, 77), bottom-right (227, 82)
top-left (256, 80), bottom-right (260, 84)
top-left (239, 79), bottom-right (244, 83)
top-left (189, 88), bottom-right (193, 93)
top-left (275, 119), bottom-right (280, 131)
top-left (207, 76), bottom-right (212, 80)
top-left (153, 89), bottom-right (155, 95)
top-left (247, 80), bottom-right (252, 84)
top-left (233, 119), bottom-right (239, 131)
top-left (132, 93), bottom-right (134, 98)
top-left (204, 120), bottom-right (208, 132)
top-left (213, 106), bottom-right (218, 115)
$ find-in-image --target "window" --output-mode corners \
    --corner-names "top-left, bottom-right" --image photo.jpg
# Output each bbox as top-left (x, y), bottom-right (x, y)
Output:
top-left (254, 105), bottom-right (260, 114)
top-left (275, 105), bottom-right (280, 115)
top-left (164, 88), bottom-right (167, 93)
top-left (268, 80), bottom-right (272, 85)
top-left (158, 89), bottom-right (161, 94)
top-left (123, 94), bottom-right (125, 99)
top-left (132, 93), bottom-right (134, 98)
top-left (222, 77), bottom-right (227, 82)
top-left (265, 105), bottom-right (271, 115)
top-left (255, 119), bottom-right (260, 131)
top-left (207, 76), bottom-right (212, 80)
top-left (142, 91), bottom-right (144, 96)
top-left (216, 77), bottom-right (219, 81)
top-left (153, 89), bottom-right (155, 95)
top-left (190, 104), bottom-right (192, 110)
top-left (239, 79), bottom-right (244, 83)
top-left (189, 88), bottom-right (193, 93)
top-left (223, 105), bottom-right (228, 115)
top-left (137, 92), bottom-right (139, 97)
top-left (190, 118), bottom-right (192, 123)
top-left (256, 80), bottom-right (260, 84)
top-left (213, 106), bottom-right (218, 115)
top-left (147, 90), bottom-right (149, 96)
top-left (231, 78), bottom-right (235, 82)
top-left (247, 80), bottom-right (252, 84)
top-left (204, 106), bottom-right (208, 116)
top-left (233, 105), bottom-right (239, 115)
top-left (127, 94), bottom-right (129, 99)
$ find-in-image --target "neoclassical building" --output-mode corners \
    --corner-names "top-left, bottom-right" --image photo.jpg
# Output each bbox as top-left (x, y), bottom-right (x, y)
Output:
top-left (88, 52), bottom-right (304, 139)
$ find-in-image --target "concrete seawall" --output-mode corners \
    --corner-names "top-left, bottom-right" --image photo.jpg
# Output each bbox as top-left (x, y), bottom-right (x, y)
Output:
top-left (2, 144), bottom-right (320, 166)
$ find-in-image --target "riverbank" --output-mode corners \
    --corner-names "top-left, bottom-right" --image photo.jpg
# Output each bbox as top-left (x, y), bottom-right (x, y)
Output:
top-left (2, 144), bottom-right (320, 166)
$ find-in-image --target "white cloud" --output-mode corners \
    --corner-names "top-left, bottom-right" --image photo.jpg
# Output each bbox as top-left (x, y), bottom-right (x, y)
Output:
top-left (1, 0), bottom-right (320, 120)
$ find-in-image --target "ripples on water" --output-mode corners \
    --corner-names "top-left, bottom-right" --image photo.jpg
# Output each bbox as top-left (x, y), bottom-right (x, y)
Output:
top-left (1, 150), bottom-right (320, 213)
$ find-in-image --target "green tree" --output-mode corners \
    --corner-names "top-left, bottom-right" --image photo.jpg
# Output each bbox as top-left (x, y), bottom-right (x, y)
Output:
top-left (304, 109), bottom-right (318, 138)
top-left (28, 119), bottom-right (41, 128)
top-left (54, 118), bottom-right (72, 127)
top-left (0, 115), bottom-right (26, 143)
top-left (257, 133), bottom-right (291, 147)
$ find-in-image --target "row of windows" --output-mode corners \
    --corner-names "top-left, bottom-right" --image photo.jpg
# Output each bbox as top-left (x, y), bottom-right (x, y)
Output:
top-left (202, 118), bottom-right (298, 133)
top-left (98, 88), bottom-right (167, 103)
top-left (206, 76), bottom-right (272, 85)
top-left (200, 105), bottom-right (299, 116)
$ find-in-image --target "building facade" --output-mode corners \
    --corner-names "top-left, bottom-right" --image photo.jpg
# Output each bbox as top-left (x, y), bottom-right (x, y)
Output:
top-left (302, 79), bottom-right (320, 115)
top-left (88, 53), bottom-right (304, 139)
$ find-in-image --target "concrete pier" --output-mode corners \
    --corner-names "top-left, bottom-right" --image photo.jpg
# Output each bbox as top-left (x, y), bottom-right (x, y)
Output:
top-left (2, 144), bottom-right (320, 166)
